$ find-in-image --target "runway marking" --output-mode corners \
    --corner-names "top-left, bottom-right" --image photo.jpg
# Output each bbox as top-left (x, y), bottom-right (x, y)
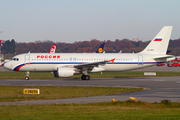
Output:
top-left (154, 80), bottom-right (165, 81)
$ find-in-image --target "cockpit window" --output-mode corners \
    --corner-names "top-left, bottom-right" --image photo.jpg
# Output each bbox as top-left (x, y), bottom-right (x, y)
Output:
top-left (11, 58), bottom-right (19, 61)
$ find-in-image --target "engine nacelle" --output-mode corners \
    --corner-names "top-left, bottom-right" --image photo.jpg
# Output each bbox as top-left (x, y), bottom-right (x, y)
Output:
top-left (54, 67), bottom-right (75, 77)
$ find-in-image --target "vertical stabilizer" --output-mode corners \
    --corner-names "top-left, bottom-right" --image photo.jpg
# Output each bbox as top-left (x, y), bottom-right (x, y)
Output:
top-left (140, 26), bottom-right (173, 54)
top-left (48, 44), bottom-right (56, 53)
top-left (96, 42), bottom-right (105, 53)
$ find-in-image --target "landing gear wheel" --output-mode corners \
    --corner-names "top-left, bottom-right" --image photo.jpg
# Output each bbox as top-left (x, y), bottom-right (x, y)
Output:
top-left (25, 76), bottom-right (29, 80)
top-left (81, 75), bottom-right (90, 80)
top-left (85, 75), bottom-right (90, 80)
top-left (81, 75), bottom-right (84, 80)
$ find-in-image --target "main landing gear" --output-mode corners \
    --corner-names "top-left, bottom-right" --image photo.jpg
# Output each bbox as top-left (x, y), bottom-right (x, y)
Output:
top-left (25, 71), bottom-right (30, 80)
top-left (81, 68), bottom-right (90, 80)
top-left (81, 74), bottom-right (90, 80)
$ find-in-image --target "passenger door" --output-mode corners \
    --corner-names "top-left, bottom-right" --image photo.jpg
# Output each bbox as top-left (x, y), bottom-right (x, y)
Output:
top-left (25, 55), bottom-right (30, 64)
top-left (138, 55), bottom-right (143, 65)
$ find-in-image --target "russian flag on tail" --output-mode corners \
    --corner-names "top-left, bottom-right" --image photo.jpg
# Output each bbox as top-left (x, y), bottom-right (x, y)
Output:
top-left (154, 38), bottom-right (162, 41)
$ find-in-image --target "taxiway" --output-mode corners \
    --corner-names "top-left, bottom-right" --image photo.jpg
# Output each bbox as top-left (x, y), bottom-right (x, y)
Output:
top-left (0, 76), bottom-right (180, 105)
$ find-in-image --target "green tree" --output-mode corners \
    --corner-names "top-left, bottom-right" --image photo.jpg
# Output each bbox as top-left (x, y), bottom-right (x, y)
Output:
top-left (2, 39), bottom-right (16, 54)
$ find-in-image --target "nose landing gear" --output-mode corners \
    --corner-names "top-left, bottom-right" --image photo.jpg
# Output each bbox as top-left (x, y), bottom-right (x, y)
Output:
top-left (25, 71), bottom-right (30, 80)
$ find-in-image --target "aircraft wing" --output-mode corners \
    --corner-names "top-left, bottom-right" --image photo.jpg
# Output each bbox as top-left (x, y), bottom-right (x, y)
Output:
top-left (74, 60), bottom-right (109, 68)
top-left (59, 58), bottom-right (115, 74)
top-left (74, 58), bottom-right (115, 68)
top-left (71, 59), bottom-right (113, 73)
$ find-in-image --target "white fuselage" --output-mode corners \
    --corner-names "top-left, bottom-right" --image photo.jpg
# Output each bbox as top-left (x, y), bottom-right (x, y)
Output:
top-left (4, 53), bottom-right (174, 72)
top-left (3, 26), bottom-right (174, 80)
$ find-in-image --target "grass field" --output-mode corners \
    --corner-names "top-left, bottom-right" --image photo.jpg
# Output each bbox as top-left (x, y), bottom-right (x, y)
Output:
top-left (0, 101), bottom-right (180, 120)
top-left (1, 71), bottom-right (180, 79)
top-left (0, 86), bottom-right (143, 102)
top-left (1, 72), bottom-right (180, 119)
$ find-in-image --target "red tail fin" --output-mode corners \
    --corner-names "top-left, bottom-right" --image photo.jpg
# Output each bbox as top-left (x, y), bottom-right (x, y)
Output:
top-left (48, 44), bottom-right (56, 53)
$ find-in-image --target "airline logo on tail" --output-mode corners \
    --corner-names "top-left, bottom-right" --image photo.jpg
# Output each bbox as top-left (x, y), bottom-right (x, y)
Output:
top-left (48, 44), bottom-right (56, 53)
top-left (98, 48), bottom-right (103, 53)
top-left (96, 42), bottom-right (105, 53)
top-left (154, 38), bottom-right (162, 41)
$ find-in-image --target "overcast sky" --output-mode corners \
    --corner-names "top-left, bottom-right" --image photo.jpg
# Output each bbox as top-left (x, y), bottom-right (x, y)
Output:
top-left (0, 0), bottom-right (180, 43)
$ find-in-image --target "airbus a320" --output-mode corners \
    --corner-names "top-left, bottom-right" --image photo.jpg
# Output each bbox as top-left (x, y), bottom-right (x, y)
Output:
top-left (4, 26), bottom-right (175, 80)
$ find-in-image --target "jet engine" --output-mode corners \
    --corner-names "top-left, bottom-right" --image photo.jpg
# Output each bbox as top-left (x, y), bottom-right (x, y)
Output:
top-left (54, 67), bottom-right (75, 77)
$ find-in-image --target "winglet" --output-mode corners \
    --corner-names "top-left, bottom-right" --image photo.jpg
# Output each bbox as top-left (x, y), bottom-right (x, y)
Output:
top-left (110, 58), bottom-right (115, 63)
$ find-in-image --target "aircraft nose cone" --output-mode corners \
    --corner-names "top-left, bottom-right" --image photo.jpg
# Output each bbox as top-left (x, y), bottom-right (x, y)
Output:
top-left (4, 62), bottom-right (13, 70)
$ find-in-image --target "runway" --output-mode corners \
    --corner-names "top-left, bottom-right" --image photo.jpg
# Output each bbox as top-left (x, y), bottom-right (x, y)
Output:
top-left (0, 76), bottom-right (180, 105)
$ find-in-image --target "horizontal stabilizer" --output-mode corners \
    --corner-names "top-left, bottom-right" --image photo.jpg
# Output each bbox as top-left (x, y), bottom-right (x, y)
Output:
top-left (153, 55), bottom-right (175, 60)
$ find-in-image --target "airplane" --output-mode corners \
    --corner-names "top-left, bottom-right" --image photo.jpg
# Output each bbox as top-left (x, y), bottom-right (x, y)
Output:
top-left (96, 42), bottom-right (105, 53)
top-left (48, 44), bottom-right (56, 53)
top-left (4, 26), bottom-right (175, 80)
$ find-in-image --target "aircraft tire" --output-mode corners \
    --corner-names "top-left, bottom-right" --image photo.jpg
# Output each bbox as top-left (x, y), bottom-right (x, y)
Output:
top-left (81, 75), bottom-right (90, 80)
top-left (81, 75), bottom-right (85, 80)
top-left (85, 75), bottom-right (90, 80)
top-left (25, 76), bottom-right (29, 80)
